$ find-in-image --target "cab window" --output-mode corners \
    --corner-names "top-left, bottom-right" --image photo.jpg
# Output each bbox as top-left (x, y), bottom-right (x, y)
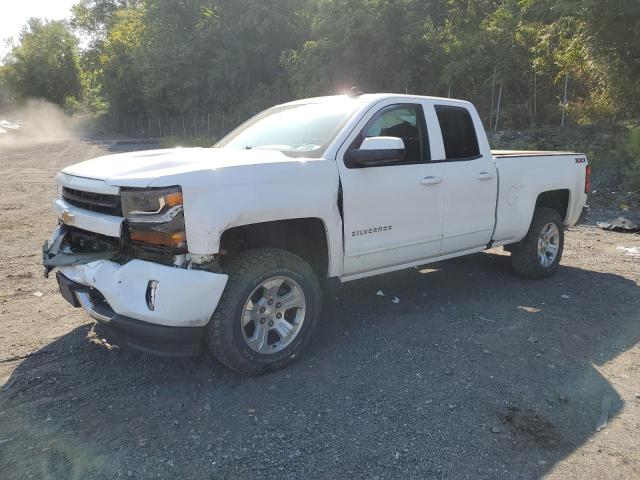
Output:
top-left (435, 105), bottom-right (480, 160)
top-left (359, 104), bottom-right (429, 164)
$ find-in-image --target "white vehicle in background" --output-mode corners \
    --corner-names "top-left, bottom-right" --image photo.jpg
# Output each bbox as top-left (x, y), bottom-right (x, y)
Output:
top-left (0, 118), bottom-right (22, 135)
top-left (43, 93), bottom-right (590, 374)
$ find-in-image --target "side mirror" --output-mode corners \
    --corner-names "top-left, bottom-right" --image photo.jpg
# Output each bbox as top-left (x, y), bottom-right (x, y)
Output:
top-left (345, 136), bottom-right (405, 168)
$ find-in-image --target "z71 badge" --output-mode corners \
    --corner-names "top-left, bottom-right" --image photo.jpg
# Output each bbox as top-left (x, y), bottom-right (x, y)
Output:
top-left (352, 226), bottom-right (393, 237)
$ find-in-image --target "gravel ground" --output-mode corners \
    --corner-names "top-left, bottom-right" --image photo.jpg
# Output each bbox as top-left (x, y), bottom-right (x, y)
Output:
top-left (0, 138), bottom-right (639, 480)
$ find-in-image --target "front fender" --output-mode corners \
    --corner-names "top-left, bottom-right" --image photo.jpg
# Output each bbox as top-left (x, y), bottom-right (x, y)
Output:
top-left (178, 161), bottom-right (345, 277)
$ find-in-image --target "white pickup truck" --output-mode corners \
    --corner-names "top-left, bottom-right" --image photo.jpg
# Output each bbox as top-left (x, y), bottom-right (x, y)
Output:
top-left (43, 93), bottom-right (589, 374)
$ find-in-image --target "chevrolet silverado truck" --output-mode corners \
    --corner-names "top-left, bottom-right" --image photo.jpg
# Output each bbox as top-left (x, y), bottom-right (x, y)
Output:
top-left (43, 93), bottom-right (590, 374)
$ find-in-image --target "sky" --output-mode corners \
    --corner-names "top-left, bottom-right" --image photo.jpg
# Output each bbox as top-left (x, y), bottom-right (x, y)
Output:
top-left (0, 0), bottom-right (77, 59)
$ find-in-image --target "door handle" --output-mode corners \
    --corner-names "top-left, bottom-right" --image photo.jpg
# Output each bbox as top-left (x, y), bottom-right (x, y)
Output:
top-left (476, 172), bottom-right (494, 181)
top-left (421, 176), bottom-right (442, 186)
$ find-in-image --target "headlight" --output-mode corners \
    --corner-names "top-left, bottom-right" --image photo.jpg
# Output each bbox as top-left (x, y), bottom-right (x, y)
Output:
top-left (121, 186), bottom-right (183, 218)
top-left (120, 186), bottom-right (187, 249)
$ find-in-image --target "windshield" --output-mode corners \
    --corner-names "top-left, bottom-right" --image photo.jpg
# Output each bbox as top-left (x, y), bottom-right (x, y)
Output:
top-left (215, 100), bottom-right (359, 157)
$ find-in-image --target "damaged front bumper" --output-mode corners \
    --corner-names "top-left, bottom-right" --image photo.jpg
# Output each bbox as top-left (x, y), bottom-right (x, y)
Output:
top-left (43, 225), bottom-right (118, 278)
top-left (44, 226), bottom-right (228, 356)
top-left (56, 273), bottom-right (211, 356)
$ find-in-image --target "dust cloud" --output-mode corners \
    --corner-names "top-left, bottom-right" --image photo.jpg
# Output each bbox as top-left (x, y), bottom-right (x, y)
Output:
top-left (0, 99), bottom-right (78, 147)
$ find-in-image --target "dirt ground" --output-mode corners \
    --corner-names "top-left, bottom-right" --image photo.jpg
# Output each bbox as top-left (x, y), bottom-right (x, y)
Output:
top-left (0, 137), bottom-right (639, 480)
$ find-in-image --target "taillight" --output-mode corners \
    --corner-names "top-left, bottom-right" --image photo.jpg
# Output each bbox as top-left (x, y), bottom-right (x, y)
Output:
top-left (585, 165), bottom-right (591, 194)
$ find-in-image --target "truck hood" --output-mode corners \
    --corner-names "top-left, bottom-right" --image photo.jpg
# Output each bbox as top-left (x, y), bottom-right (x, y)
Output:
top-left (61, 147), bottom-right (319, 187)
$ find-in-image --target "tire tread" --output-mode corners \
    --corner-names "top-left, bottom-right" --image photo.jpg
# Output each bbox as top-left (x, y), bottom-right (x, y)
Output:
top-left (511, 207), bottom-right (564, 279)
top-left (205, 248), bottom-right (321, 375)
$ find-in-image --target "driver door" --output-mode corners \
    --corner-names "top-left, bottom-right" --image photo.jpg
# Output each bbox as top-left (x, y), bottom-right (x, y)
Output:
top-left (336, 102), bottom-right (445, 277)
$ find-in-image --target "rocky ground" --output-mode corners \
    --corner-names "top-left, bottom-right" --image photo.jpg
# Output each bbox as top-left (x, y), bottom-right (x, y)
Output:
top-left (0, 137), bottom-right (639, 479)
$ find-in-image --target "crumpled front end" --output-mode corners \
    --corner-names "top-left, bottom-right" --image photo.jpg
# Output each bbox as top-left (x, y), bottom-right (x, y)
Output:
top-left (43, 218), bottom-right (228, 356)
top-left (43, 225), bottom-right (119, 278)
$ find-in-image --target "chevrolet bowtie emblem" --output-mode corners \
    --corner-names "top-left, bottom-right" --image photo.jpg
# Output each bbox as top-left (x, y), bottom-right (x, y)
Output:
top-left (61, 210), bottom-right (75, 225)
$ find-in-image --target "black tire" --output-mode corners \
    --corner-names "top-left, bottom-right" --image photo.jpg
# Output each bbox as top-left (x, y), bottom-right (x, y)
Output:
top-left (510, 207), bottom-right (564, 279)
top-left (205, 248), bottom-right (322, 375)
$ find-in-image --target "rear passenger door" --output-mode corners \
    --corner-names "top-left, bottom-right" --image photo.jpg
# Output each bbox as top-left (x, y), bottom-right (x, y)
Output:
top-left (425, 103), bottom-right (498, 253)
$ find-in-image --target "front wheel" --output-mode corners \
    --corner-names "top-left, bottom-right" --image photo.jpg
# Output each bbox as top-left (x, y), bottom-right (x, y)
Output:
top-left (510, 207), bottom-right (565, 279)
top-left (205, 248), bottom-right (322, 375)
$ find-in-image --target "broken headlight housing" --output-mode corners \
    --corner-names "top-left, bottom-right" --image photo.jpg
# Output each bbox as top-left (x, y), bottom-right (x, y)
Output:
top-left (121, 186), bottom-right (187, 249)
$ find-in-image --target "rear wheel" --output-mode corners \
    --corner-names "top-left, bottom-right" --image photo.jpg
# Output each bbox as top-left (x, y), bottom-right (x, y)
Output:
top-left (205, 248), bottom-right (322, 375)
top-left (510, 207), bottom-right (564, 278)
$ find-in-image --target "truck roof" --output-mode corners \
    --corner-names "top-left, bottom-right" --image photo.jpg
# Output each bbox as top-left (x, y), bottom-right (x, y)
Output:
top-left (282, 93), bottom-right (473, 108)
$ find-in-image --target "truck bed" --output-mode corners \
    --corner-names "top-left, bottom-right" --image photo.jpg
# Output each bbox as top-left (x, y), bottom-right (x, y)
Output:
top-left (491, 151), bottom-right (588, 247)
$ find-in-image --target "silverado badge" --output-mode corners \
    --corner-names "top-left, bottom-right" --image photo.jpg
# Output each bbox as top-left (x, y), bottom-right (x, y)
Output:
top-left (352, 226), bottom-right (393, 237)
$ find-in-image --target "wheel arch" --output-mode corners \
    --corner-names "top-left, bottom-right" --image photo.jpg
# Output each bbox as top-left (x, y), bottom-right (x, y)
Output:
top-left (218, 218), bottom-right (333, 281)
top-left (535, 189), bottom-right (570, 223)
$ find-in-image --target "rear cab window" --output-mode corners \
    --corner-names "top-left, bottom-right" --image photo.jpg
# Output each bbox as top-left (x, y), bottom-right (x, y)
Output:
top-left (434, 105), bottom-right (480, 161)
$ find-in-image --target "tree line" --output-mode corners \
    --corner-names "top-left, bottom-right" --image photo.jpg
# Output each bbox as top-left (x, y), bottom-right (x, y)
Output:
top-left (1, 0), bottom-right (639, 131)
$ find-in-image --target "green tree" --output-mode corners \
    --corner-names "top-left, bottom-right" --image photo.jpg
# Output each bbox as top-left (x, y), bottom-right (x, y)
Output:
top-left (283, 0), bottom-right (443, 98)
top-left (72, 0), bottom-right (142, 37)
top-left (98, 7), bottom-right (147, 114)
top-left (74, 0), bottom-right (309, 121)
top-left (3, 19), bottom-right (82, 106)
top-left (0, 65), bottom-right (11, 108)
top-left (55, 0), bottom-right (640, 129)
